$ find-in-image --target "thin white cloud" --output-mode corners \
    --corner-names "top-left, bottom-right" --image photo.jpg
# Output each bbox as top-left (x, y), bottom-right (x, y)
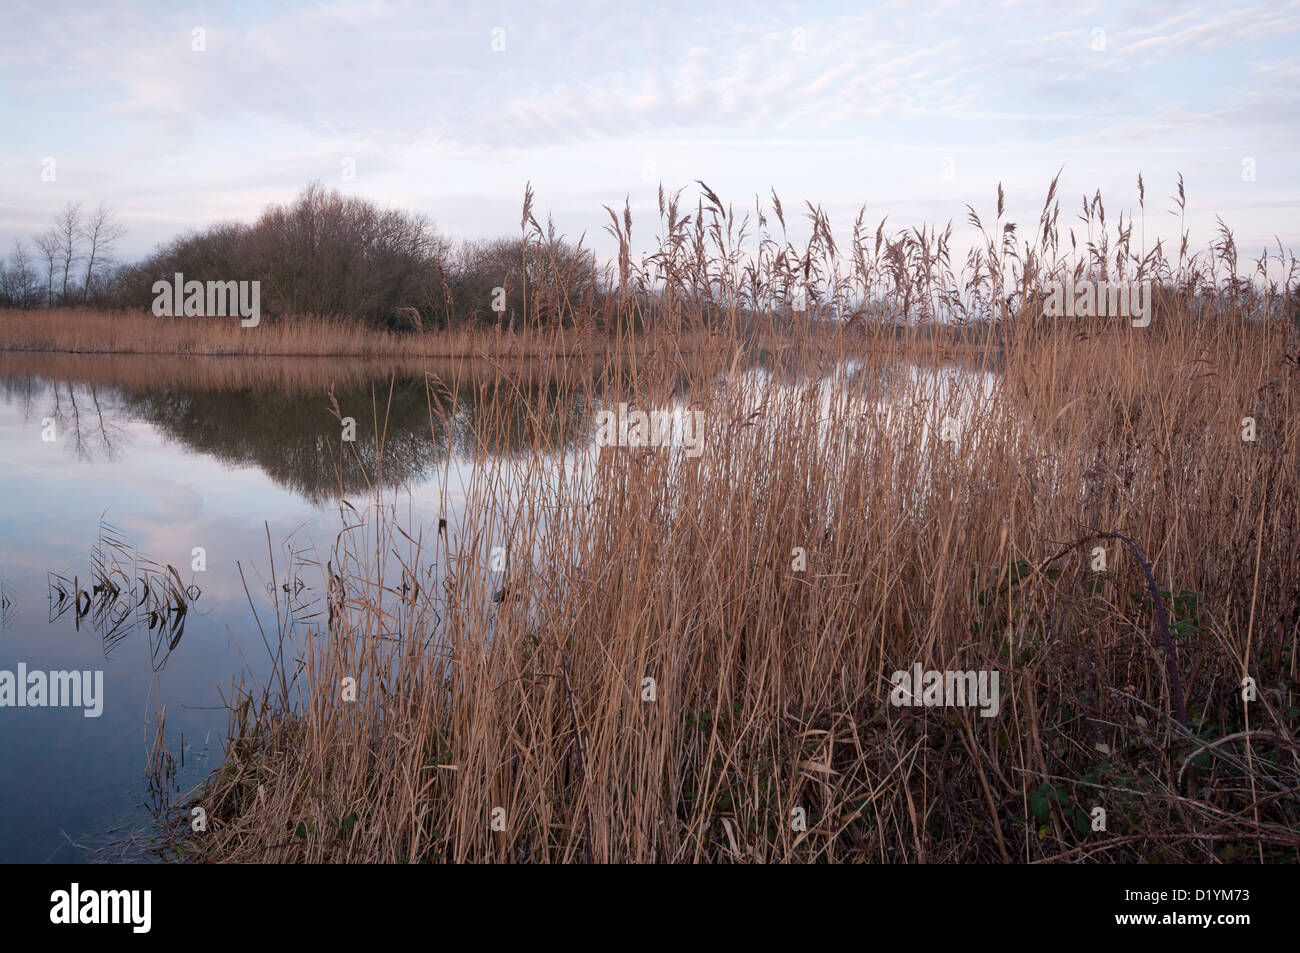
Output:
top-left (0, 0), bottom-right (1293, 263)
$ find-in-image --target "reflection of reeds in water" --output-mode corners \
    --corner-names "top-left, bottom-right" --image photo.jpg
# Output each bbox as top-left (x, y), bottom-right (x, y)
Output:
top-left (0, 350), bottom-right (432, 393)
top-left (146, 703), bottom-right (178, 814)
top-left (0, 576), bottom-right (15, 630)
top-left (1, 351), bottom-right (621, 503)
top-left (46, 517), bottom-right (201, 668)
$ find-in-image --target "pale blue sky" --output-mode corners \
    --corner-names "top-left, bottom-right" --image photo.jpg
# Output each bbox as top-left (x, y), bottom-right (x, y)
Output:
top-left (1, 0), bottom-right (1297, 269)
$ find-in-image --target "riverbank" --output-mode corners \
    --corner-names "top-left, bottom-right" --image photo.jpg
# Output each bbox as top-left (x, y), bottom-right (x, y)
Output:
top-left (0, 307), bottom-right (617, 359)
top-left (0, 307), bottom-right (1007, 362)
top-left (172, 308), bottom-right (1300, 863)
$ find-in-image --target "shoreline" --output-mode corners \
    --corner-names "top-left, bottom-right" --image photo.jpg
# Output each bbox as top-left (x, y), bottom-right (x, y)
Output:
top-left (0, 307), bottom-right (1008, 363)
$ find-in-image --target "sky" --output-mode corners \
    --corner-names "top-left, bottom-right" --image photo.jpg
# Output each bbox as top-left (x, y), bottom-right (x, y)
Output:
top-left (1, 0), bottom-right (1298, 272)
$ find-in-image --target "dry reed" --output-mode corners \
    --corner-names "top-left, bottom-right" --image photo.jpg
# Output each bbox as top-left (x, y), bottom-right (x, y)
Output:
top-left (159, 179), bottom-right (1299, 862)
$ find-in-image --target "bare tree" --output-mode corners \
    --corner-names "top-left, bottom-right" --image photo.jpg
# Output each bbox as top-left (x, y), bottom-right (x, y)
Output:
top-left (7, 239), bottom-right (38, 307)
top-left (0, 253), bottom-right (11, 307)
top-left (54, 201), bottom-right (83, 303)
top-left (32, 230), bottom-right (60, 307)
top-left (80, 204), bottom-right (126, 303)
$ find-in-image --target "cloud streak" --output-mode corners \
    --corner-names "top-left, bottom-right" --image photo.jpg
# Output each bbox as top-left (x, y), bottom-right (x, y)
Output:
top-left (0, 0), bottom-right (1295, 262)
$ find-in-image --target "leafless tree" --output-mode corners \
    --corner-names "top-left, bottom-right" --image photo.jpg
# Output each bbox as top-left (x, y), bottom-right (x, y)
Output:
top-left (5, 239), bottom-right (38, 307)
top-left (245, 182), bottom-right (447, 320)
top-left (80, 204), bottom-right (126, 303)
top-left (32, 230), bottom-right (60, 307)
top-left (54, 201), bottom-right (83, 303)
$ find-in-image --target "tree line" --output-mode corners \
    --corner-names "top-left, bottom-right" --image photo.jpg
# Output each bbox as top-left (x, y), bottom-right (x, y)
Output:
top-left (1, 202), bottom-right (126, 309)
top-left (0, 183), bottom-right (605, 330)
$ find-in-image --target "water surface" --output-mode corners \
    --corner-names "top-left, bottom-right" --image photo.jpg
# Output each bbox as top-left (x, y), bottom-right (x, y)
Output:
top-left (0, 349), bottom-right (995, 862)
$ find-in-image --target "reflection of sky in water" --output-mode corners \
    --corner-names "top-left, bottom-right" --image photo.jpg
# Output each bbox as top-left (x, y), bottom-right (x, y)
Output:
top-left (0, 380), bottom-right (474, 862)
top-left (732, 359), bottom-right (1002, 451)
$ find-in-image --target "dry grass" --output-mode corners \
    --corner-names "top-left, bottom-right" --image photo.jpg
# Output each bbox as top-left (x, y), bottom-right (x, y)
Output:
top-left (0, 349), bottom-right (598, 395)
top-left (162, 179), bottom-right (1298, 863)
top-left (0, 307), bottom-right (612, 359)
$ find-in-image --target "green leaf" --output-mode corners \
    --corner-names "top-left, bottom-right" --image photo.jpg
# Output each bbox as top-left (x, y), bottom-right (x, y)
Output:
top-left (1029, 786), bottom-right (1051, 823)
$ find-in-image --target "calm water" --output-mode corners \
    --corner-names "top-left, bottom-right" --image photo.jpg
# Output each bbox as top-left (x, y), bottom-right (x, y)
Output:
top-left (0, 355), bottom-right (603, 862)
top-left (0, 351), bottom-right (995, 862)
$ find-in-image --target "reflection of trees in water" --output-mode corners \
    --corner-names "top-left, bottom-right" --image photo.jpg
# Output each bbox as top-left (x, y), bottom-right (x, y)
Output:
top-left (121, 372), bottom-right (598, 504)
top-left (1, 375), bottom-right (130, 463)
top-left (2, 346), bottom-right (871, 503)
top-left (446, 372), bottom-right (594, 463)
top-left (110, 352), bottom-right (875, 504)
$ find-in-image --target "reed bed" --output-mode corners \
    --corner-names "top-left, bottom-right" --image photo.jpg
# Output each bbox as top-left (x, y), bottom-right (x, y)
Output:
top-left (0, 307), bottom-right (614, 359)
top-left (176, 179), bottom-right (1297, 863)
top-left (0, 349), bottom-right (599, 395)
